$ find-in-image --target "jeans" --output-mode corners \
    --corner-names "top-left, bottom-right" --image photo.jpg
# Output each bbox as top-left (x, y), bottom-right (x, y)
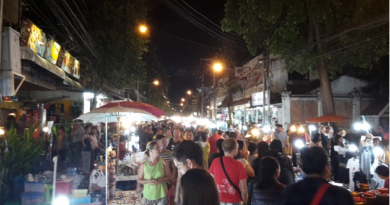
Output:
top-left (73, 141), bottom-right (83, 169)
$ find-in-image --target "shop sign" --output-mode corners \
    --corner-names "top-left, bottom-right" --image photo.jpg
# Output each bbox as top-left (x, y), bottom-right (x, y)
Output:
top-left (20, 18), bottom-right (81, 79)
top-left (252, 92), bottom-right (267, 106)
top-left (20, 18), bottom-right (47, 57)
top-left (44, 39), bottom-right (61, 64)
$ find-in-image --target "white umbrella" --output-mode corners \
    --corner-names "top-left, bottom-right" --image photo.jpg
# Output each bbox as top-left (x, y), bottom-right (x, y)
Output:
top-left (75, 106), bottom-right (157, 122)
top-left (75, 106), bottom-right (157, 172)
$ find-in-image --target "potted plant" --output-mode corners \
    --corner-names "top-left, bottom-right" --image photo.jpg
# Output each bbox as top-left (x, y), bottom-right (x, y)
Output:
top-left (0, 122), bottom-right (46, 202)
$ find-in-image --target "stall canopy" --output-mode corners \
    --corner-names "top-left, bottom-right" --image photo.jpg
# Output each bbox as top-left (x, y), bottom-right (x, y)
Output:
top-left (99, 101), bottom-right (165, 118)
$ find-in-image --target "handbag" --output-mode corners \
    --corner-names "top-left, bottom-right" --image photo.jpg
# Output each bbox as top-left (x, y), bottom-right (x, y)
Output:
top-left (310, 183), bottom-right (331, 205)
top-left (220, 157), bottom-right (244, 203)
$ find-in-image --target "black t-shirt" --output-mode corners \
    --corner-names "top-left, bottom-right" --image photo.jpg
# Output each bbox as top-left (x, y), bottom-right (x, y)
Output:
top-left (166, 138), bottom-right (180, 151)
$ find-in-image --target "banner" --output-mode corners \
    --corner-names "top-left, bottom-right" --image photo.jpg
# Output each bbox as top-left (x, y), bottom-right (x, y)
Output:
top-left (235, 67), bottom-right (249, 80)
top-left (20, 18), bottom-right (81, 79)
top-left (20, 18), bottom-right (47, 57)
top-left (44, 39), bottom-right (61, 64)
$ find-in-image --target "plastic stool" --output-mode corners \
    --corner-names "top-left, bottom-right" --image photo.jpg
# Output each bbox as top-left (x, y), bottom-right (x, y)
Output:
top-left (45, 184), bottom-right (53, 202)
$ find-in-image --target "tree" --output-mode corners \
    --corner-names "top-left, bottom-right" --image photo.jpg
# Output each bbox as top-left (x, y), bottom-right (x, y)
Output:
top-left (222, 0), bottom-right (389, 115)
top-left (82, 0), bottom-right (149, 108)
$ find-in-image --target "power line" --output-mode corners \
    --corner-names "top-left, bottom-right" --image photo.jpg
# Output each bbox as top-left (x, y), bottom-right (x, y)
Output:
top-left (160, 0), bottom-right (249, 52)
top-left (153, 28), bottom-right (221, 50)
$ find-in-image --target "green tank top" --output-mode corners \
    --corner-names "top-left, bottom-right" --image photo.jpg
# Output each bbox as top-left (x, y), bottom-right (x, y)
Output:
top-left (143, 157), bottom-right (167, 200)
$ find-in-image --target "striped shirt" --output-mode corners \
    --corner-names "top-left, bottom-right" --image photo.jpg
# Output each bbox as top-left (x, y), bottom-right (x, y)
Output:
top-left (159, 150), bottom-right (172, 162)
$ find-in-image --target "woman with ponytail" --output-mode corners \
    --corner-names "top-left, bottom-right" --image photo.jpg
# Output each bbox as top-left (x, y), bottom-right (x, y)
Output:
top-left (251, 157), bottom-right (285, 205)
top-left (137, 141), bottom-right (172, 205)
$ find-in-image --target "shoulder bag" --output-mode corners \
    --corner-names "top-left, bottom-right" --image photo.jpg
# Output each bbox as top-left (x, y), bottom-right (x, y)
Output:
top-left (220, 157), bottom-right (244, 203)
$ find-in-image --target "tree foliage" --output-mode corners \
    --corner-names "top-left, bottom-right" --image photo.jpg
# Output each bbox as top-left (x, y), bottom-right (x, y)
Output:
top-left (82, 0), bottom-right (149, 90)
top-left (222, 0), bottom-right (389, 115)
top-left (222, 0), bottom-right (388, 75)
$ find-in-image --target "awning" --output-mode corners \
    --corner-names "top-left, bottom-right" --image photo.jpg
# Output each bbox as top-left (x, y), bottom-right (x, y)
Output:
top-left (20, 47), bottom-right (66, 79)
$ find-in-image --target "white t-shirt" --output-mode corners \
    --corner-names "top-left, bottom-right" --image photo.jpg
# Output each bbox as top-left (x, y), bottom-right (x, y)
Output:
top-left (346, 158), bottom-right (360, 191)
top-left (89, 168), bottom-right (106, 190)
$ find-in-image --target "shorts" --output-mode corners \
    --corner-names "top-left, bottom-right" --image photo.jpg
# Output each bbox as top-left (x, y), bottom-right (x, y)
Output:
top-left (142, 196), bottom-right (168, 205)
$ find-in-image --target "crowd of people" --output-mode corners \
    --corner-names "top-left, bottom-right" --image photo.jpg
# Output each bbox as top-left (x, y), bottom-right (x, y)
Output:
top-left (116, 121), bottom-right (390, 205)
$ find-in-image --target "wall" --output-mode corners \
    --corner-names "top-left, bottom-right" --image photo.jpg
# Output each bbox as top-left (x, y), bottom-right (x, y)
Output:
top-left (334, 98), bottom-right (353, 128)
top-left (290, 97), bottom-right (318, 124)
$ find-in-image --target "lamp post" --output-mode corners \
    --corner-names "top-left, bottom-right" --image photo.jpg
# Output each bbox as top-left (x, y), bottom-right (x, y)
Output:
top-left (136, 80), bottom-right (160, 102)
top-left (213, 62), bottom-right (223, 120)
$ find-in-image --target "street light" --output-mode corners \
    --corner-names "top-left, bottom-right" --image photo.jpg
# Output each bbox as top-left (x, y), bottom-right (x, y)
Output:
top-left (213, 62), bottom-right (223, 72)
top-left (139, 25), bottom-right (148, 33)
top-left (187, 90), bottom-right (192, 95)
top-left (180, 103), bottom-right (183, 106)
top-left (212, 62), bottom-right (223, 120)
top-left (153, 80), bottom-right (159, 86)
top-left (181, 98), bottom-right (185, 102)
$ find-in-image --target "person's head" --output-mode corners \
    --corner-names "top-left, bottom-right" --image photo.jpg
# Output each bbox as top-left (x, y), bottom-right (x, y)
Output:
top-left (270, 139), bottom-right (283, 153)
top-left (237, 140), bottom-right (247, 158)
top-left (257, 156), bottom-right (280, 189)
top-left (276, 124), bottom-right (283, 132)
top-left (155, 134), bottom-right (167, 149)
top-left (300, 146), bottom-right (331, 178)
top-left (312, 133), bottom-right (323, 146)
top-left (184, 131), bottom-right (194, 141)
top-left (92, 127), bottom-right (99, 135)
top-left (228, 132), bottom-right (238, 139)
top-left (119, 135), bottom-right (128, 143)
top-left (375, 165), bottom-right (389, 179)
top-left (58, 126), bottom-right (65, 135)
top-left (86, 124), bottom-right (92, 133)
top-left (165, 128), bottom-right (172, 137)
top-left (248, 142), bottom-right (257, 155)
top-left (324, 125), bottom-right (331, 133)
top-left (145, 141), bottom-right (161, 157)
top-left (339, 130), bottom-right (347, 137)
top-left (173, 128), bottom-right (183, 142)
top-left (172, 140), bottom-right (204, 175)
top-left (199, 132), bottom-right (207, 142)
top-left (373, 138), bottom-right (380, 147)
top-left (204, 128), bottom-right (210, 136)
top-left (257, 141), bottom-right (270, 158)
top-left (333, 134), bottom-right (343, 145)
top-left (216, 138), bottom-right (225, 155)
top-left (147, 125), bottom-right (152, 132)
top-left (222, 138), bottom-right (238, 156)
top-left (217, 130), bottom-right (223, 136)
top-left (181, 169), bottom-right (220, 205)
top-left (156, 128), bottom-right (163, 135)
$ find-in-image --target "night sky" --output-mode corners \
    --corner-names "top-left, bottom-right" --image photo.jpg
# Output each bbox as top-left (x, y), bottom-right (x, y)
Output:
top-left (147, 0), bottom-right (252, 104)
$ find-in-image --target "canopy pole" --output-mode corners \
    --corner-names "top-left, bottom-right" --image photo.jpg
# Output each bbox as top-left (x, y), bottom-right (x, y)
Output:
top-left (116, 117), bottom-right (120, 170)
top-left (105, 115), bottom-right (108, 205)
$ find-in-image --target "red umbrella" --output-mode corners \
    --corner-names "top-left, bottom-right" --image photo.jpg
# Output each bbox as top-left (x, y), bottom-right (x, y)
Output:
top-left (99, 101), bottom-right (165, 117)
top-left (306, 114), bottom-right (350, 123)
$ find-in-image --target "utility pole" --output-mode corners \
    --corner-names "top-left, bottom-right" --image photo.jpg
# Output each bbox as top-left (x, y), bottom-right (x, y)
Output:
top-left (201, 73), bottom-right (204, 117)
top-left (136, 79), bottom-right (140, 102)
top-left (262, 49), bottom-right (270, 125)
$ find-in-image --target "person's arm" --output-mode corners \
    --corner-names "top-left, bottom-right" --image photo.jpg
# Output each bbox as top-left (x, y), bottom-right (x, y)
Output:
top-left (171, 164), bottom-right (178, 184)
top-left (244, 163), bottom-right (255, 177)
top-left (136, 163), bottom-right (151, 185)
top-left (174, 174), bottom-right (182, 205)
top-left (239, 178), bottom-right (247, 204)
